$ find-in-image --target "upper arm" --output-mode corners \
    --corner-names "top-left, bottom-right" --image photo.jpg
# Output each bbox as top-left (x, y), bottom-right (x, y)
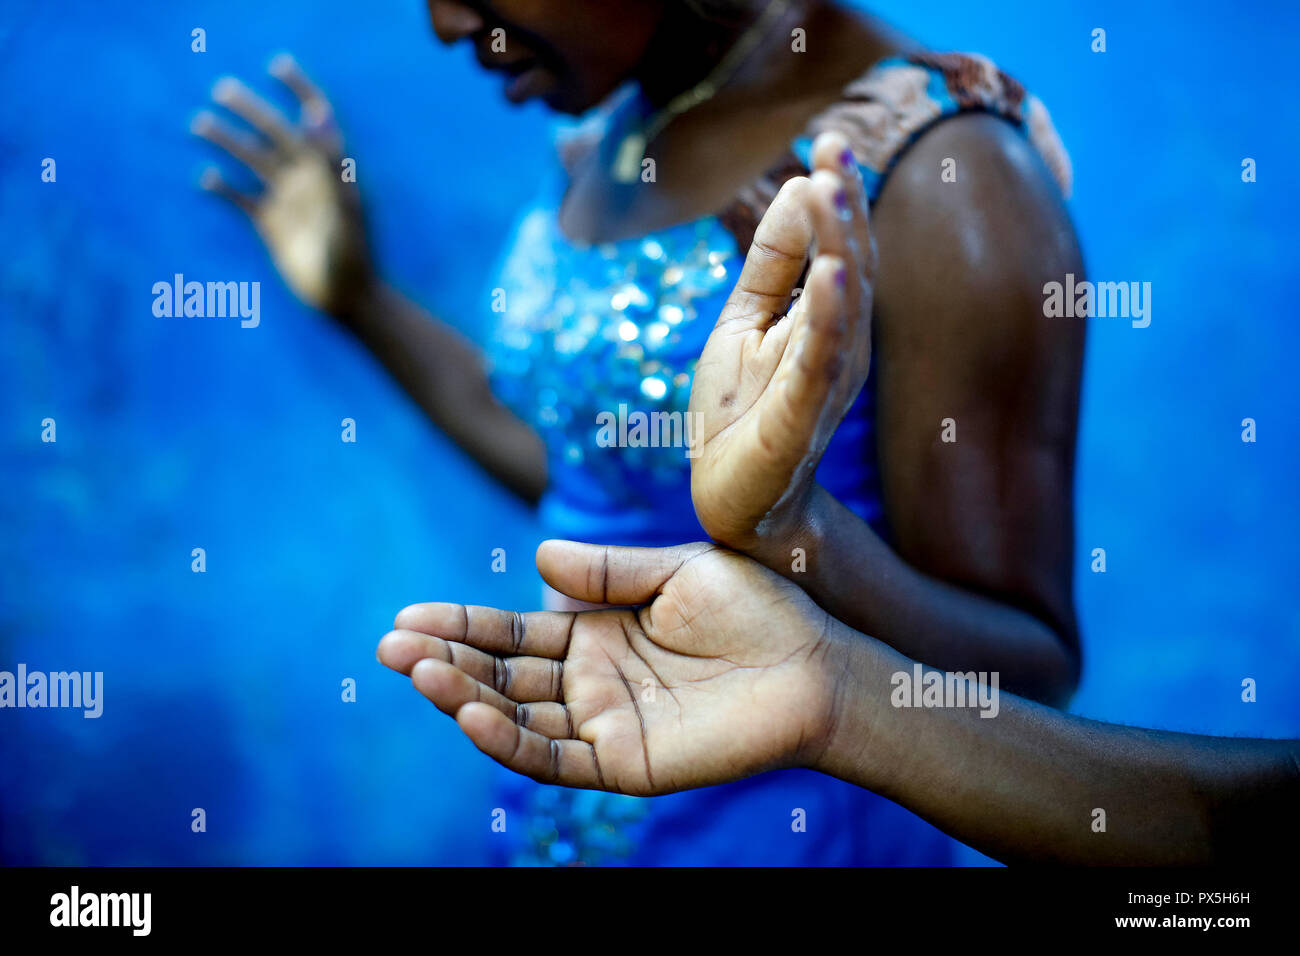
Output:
top-left (869, 111), bottom-right (1085, 655)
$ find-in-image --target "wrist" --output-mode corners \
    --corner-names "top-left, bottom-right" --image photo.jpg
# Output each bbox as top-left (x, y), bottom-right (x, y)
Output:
top-left (330, 271), bottom-right (382, 327)
top-left (806, 624), bottom-right (906, 796)
top-left (747, 482), bottom-right (832, 582)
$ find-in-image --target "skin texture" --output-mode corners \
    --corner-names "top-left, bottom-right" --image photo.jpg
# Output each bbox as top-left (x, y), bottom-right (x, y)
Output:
top-left (380, 539), bottom-right (1300, 865)
top-left (865, 111), bottom-right (1085, 695)
top-left (690, 132), bottom-right (875, 556)
top-left (730, 113), bottom-right (1085, 705)
top-left (380, 541), bottom-right (837, 794)
top-left (825, 636), bottom-right (1300, 866)
top-left (193, 2), bottom-right (1083, 701)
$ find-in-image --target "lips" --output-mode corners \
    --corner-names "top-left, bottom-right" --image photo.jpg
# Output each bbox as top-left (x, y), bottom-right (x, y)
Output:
top-left (475, 48), bottom-right (555, 104)
top-left (503, 62), bottom-right (556, 103)
top-left (470, 32), bottom-right (557, 104)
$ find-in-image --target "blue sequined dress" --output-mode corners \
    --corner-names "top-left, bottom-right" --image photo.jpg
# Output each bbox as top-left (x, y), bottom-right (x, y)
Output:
top-left (482, 54), bottom-right (1073, 865)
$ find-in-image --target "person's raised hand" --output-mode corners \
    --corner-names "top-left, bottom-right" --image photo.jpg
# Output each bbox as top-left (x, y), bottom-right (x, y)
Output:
top-left (377, 541), bottom-right (847, 795)
top-left (689, 130), bottom-right (876, 554)
top-left (191, 54), bottom-right (373, 317)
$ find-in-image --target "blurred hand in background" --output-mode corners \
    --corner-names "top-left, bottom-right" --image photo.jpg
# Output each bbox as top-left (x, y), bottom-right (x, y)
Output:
top-left (192, 54), bottom-right (374, 318)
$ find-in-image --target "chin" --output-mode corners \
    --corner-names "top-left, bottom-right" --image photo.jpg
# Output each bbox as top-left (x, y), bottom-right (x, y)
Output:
top-left (543, 86), bottom-right (593, 115)
top-left (546, 71), bottom-right (628, 115)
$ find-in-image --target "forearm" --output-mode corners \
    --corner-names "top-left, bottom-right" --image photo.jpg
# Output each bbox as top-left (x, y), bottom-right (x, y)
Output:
top-left (336, 281), bottom-right (547, 503)
top-left (817, 631), bottom-right (1300, 865)
top-left (756, 483), bottom-right (1077, 705)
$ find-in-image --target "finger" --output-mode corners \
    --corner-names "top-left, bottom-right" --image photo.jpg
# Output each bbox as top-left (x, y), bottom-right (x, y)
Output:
top-left (191, 111), bottom-right (276, 179)
top-left (788, 253), bottom-right (848, 381)
top-left (378, 629), bottom-right (563, 703)
top-left (399, 654), bottom-right (574, 740)
top-left (268, 53), bottom-right (338, 148)
top-left (513, 701), bottom-right (576, 739)
top-left (805, 168), bottom-right (859, 316)
top-left (719, 175), bottom-right (814, 329)
top-left (211, 76), bottom-right (297, 150)
top-left (457, 701), bottom-right (604, 789)
top-left (409, 657), bottom-right (519, 721)
top-left (810, 130), bottom-right (875, 286)
top-left (763, 254), bottom-right (849, 449)
top-left (535, 540), bottom-right (713, 606)
top-left (393, 603), bottom-right (575, 659)
top-left (198, 167), bottom-right (257, 216)
top-left (810, 131), bottom-right (875, 375)
top-left (268, 53), bottom-right (328, 117)
top-left (804, 166), bottom-right (875, 411)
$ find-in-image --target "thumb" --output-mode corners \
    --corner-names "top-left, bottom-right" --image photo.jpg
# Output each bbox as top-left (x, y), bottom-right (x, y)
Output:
top-left (535, 540), bottom-right (714, 606)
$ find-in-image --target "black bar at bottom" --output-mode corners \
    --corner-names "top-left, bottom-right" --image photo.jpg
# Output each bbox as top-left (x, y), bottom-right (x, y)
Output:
top-left (0, 865), bottom-right (1276, 942)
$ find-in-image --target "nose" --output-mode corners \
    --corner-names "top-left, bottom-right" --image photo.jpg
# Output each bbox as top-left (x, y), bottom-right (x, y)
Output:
top-left (427, 0), bottom-right (485, 44)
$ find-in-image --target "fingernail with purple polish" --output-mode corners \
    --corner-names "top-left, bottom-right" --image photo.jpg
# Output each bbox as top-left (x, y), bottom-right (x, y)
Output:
top-left (835, 189), bottom-right (852, 221)
top-left (835, 266), bottom-right (846, 288)
top-left (840, 148), bottom-right (854, 169)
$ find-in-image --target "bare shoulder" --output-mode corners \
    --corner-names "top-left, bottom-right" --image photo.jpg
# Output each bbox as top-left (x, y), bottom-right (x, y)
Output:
top-left (869, 110), bottom-right (1084, 379)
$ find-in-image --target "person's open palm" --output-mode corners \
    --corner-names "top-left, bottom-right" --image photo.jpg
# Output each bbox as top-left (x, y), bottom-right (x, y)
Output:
top-left (689, 131), bottom-right (876, 552)
top-left (377, 541), bottom-right (841, 795)
top-left (191, 54), bottom-right (372, 316)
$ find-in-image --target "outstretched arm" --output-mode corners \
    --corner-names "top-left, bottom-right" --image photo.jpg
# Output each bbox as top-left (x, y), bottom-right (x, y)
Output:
top-left (379, 540), bottom-right (1300, 865)
top-left (822, 633), bottom-right (1299, 866)
top-left (193, 56), bottom-right (545, 502)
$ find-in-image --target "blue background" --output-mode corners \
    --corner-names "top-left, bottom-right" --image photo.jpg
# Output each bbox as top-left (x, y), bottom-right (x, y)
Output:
top-left (1, 0), bottom-right (1296, 864)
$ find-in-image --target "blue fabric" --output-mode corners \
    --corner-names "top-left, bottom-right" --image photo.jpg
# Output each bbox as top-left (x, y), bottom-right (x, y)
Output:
top-left (487, 90), bottom-right (887, 548)
top-left (491, 768), bottom-right (953, 866)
